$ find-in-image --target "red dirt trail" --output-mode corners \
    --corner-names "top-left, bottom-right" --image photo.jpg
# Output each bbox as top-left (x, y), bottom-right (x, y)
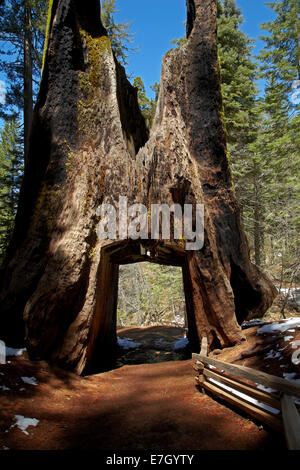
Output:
top-left (0, 326), bottom-right (285, 450)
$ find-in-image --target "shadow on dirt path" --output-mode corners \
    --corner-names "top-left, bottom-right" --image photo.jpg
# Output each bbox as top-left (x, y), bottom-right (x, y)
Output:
top-left (0, 326), bottom-right (285, 450)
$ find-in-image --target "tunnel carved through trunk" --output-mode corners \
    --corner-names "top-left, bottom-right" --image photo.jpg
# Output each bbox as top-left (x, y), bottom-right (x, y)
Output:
top-left (0, 0), bottom-right (277, 374)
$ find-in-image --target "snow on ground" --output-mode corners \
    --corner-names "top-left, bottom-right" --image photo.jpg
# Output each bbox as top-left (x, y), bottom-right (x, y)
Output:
top-left (21, 376), bottom-right (38, 386)
top-left (276, 287), bottom-right (300, 306)
top-left (5, 347), bottom-right (26, 357)
top-left (117, 336), bottom-right (190, 351)
top-left (10, 415), bottom-right (39, 435)
top-left (291, 341), bottom-right (300, 365)
top-left (257, 318), bottom-right (300, 335)
top-left (252, 318), bottom-right (300, 405)
top-left (173, 337), bottom-right (189, 350)
top-left (242, 320), bottom-right (266, 329)
top-left (117, 337), bottom-right (142, 350)
top-left (283, 372), bottom-right (300, 383)
top-left (264, 350), bottom-right (283, 360)
top-left (0, 385), bottom-right (10, 391)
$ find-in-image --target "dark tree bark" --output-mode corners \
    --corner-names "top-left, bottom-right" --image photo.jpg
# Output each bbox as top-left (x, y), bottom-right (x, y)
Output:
top-left (0, 0), bottom-right (277, 374)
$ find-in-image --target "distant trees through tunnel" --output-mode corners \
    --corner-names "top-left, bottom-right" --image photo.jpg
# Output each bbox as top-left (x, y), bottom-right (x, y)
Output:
top-left (117, 262), bottom-right (187, 328)
top-left (115, 262), bottom-right (190, 368)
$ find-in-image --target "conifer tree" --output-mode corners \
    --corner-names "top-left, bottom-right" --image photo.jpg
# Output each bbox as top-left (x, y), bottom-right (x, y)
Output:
top-left (0, 0), bottom-right (48, 159)
top-left (0, 117), bottom-right (23, 262)
top-left (255, 0), bottom-right (300, 280)
top-left (101, 0), bottom-right (136, 66)
top-left (132, 77), bottom-right (159, 127)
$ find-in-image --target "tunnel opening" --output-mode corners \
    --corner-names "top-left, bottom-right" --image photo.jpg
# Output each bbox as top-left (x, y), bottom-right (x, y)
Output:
top-left (116, 261), bottom-right (190, 368)
top-left (85, 240), bottom-right (199, 374)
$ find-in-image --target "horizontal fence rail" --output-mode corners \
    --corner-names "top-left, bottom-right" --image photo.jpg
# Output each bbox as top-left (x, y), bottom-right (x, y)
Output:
top-left (193, 338), bottom-right (300, 450)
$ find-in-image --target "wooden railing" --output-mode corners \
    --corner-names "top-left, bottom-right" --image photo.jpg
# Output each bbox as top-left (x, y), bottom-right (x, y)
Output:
top-left (193, 338), bottom-right (300, 450)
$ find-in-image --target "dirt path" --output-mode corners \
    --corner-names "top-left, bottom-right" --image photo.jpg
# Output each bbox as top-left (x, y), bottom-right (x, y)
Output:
top-left (0, 326), bottom-right (285, 450)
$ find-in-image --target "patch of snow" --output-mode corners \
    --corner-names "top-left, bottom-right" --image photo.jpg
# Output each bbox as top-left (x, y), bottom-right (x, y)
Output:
top-left (2, 446), bottom-right (9, 450)
top-left (173, 337), bottom-right (189, 350)
top-left (284, 336), bottom-right (294, 341)
top-left (256, 384), bottom-right (277, 394)
top-left (208, 378), bottom-right (280, 415)
top-left (0, 385), bottom-right (10, 391)
top-left (242, 320), bottom-right (266, 329)
top-left (282, 372), bottom-right (300, 384)
top-left (291, 342), bottom-right (300, 365)
top-left (292, 356), bottom-right (300, 366)
top-left (117, 337), bottom-right (142, 350)
top-left (10, 415), bottom-right (39, 435)
top-left (257, 318), bottom-right (300, 335)
top-left (283, 372), bottom-right (296, 380)
top-left (287, 329), bottom-right (296, 333)
top-left (5, 347), bottom-right (26, 357)
top-left (277, 287), bottom-right (300, 306)
top-left (265, 350), bottom-right (282, 360)
top-left (21, 376), bottom-right (38, 386)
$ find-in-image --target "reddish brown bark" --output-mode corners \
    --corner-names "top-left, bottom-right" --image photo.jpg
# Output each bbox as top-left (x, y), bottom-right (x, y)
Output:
top-left (0, 0), bottom-right (276, 374)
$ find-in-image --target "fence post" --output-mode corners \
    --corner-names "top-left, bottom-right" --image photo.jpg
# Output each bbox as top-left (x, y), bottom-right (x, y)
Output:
top-left (281, 394), bottom-right (300, 450)
top-left (0, 340), bottom-right (6, 364)
top-left (195, 337), bottom-right (208, 393)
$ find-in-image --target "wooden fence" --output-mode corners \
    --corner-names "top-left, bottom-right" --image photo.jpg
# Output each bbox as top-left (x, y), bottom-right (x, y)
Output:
top-left (193, 338), bottom-right (300, 450)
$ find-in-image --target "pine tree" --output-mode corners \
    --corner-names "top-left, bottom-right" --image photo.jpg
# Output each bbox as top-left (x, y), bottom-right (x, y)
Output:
top-left (100, 0), bottom-right (136, 66)
top-left (216, 0), bottom-right (258, 151)
top-left (255, 0), bottom-right (300, 281)
top-left (117, 263), bottom-right (186, 327)
top-left (215, 0), bottom-right (269, 264)
top-left (0, 117), bottom-right (23, 263)
top-left (132, 77), bottom-right (160, 128)
top-left (133, 77), bottom-right (150, 112)
top-left (259, 0), bottom-right (300, 110)
top-left (0, 0), bottom-right (48, 159)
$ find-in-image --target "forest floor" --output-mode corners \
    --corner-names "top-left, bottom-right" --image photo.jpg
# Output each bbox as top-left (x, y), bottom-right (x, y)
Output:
top-left (0, 320), bottom-right (299, 451)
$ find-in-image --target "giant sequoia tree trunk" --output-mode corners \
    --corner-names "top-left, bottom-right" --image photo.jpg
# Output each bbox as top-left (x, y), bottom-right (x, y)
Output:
top-left (0, 0), bottom-right (277, 374)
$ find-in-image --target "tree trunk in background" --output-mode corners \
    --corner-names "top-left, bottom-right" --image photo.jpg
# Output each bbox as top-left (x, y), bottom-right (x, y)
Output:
top-left (24, 2), bottom-right (33, 163)
top-left (253, 167), bottom-right (262, 267)
top-left (0, 0), bottom-right (277, 373)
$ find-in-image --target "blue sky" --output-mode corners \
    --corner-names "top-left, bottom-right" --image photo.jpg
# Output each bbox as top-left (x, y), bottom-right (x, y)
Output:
top-left (115, 0), bottom-right (275, 97)
top-left (0, 0), bottom-right (276, 118)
